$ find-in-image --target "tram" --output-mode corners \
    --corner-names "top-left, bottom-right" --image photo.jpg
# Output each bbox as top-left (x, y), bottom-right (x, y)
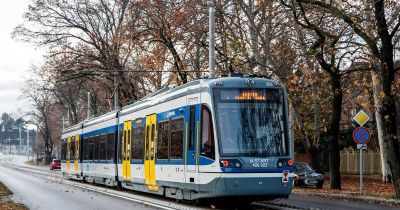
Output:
top-left (61, 76), bottom-right (293, 202)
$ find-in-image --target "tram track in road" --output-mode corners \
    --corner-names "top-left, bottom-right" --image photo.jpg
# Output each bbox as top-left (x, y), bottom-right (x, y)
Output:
top-left (0, 158), bottom-right (206, 210)
top-left (252, 200), bottom-right (312, 210)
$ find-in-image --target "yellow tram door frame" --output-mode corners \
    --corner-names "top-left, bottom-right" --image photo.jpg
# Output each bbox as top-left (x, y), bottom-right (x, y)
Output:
top-left (66, 137), bottom-right (71, 175)
top-left (74, 135), bottom-right (80, 173)
top-left (122, 121), bottom-right (132, 181)
top-left (145, 114), bottom-right (158, 191)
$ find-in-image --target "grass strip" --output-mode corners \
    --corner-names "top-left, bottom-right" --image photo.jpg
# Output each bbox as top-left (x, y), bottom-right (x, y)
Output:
top-left (0, 181), bottom-right (13, 196)
top-left (0, 181), bottom-right (28, 210)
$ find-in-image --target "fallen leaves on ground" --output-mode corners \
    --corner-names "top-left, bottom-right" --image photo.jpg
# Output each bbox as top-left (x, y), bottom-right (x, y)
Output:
top-left (293, 177), bottom-right (397, 199)
top-left (0, 201), bottom-right (28, 210)
top-left (0, 181), bottom-right (28, 210)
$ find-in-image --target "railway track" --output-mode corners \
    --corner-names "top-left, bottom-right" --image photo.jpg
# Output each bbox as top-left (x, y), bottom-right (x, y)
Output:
top-left (252, 201), bottom-right (310, 210)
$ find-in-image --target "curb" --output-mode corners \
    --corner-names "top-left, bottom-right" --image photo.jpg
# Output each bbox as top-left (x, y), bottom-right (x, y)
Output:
top-left (293, 192), bottom-right (400, 207)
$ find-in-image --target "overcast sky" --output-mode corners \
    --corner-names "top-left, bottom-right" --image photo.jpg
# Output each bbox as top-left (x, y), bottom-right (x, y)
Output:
top-left (0, 1), bottom-right (43, 116)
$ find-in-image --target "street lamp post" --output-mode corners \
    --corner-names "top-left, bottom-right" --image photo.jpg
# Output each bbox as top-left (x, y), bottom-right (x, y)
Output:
top-left (208, 1), bottom-right (215, 79)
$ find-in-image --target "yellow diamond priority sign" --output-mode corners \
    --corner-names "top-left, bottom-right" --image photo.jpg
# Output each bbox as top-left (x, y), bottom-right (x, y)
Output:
top-left (353, 110), bottom-right (371, 127)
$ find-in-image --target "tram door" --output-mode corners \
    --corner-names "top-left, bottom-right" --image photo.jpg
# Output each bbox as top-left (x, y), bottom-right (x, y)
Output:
top-left (144, 114), bottom-right (158, 191)
top-left (66, 137), bottom-right (71, 174)
top-left (74, 135), bottom-right (80, 174)
top-left (122, 121), bottom-right (132, 181)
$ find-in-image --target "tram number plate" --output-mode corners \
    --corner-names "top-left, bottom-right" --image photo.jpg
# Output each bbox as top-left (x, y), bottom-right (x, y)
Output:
top-left (250, 158), bottom-right (269, 167)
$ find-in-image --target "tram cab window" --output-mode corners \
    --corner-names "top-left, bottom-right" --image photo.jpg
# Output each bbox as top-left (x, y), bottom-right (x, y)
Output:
top-left (215, 89), bottom-right (287, 157)
top-left (200, 105), bottom-right (215, 160)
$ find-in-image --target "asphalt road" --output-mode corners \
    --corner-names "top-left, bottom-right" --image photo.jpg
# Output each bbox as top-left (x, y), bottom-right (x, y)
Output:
top-left (0, 154), bottom-right (399, 210)
top-left (0, 155), bottom-right (160, 210)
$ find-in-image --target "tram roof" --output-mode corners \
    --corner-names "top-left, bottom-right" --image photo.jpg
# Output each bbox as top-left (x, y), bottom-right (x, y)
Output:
top-left (62, 76), bottom-right (280, 134)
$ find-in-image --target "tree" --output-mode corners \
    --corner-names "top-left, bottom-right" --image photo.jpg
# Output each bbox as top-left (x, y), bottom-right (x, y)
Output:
top-left (282, 0), bottom-right (368, 189)
top-left (286, 0), bottom-right (400, 197)
top-left (22, 66), bottom-right (61, 163)
top-left (137, 0), bottom-right (208, 84)
top-left (13, 0), bottom-right (142, 107)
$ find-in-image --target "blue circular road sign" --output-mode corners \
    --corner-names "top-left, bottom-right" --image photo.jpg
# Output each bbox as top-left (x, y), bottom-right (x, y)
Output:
top-left (353, 127), bottom-right (371, 144)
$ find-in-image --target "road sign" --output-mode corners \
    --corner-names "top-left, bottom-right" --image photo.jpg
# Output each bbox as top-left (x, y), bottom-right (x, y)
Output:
top-left (352, 110), bottom-right (371, 127)
top-left (353, 127), bottom-right (371, 144)
top-left (357, 144), bottom-right (367, 150)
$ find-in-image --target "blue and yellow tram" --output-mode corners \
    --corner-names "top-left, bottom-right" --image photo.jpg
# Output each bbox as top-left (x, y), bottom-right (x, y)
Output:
top-left (61, 76), bottom-right (293, 201)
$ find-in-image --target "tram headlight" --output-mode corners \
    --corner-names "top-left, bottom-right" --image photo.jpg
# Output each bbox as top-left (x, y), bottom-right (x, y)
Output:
top-left (277, 159), bottom-right (293, 168)
top-left (220, 159), bottom-right (242, 168)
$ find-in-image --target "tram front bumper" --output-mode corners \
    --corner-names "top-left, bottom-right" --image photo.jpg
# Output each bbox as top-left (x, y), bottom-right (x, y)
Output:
top-left (214, 174), bottom-right (293, 197)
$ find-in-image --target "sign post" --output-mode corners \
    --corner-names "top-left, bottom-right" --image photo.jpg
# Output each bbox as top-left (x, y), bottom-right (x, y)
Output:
top-left (352, 110), bottom-right (371, 194)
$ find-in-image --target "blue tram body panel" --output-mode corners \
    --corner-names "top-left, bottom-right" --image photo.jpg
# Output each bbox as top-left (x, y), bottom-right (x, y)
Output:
top-left (61, 76), bottom-right (294, 201)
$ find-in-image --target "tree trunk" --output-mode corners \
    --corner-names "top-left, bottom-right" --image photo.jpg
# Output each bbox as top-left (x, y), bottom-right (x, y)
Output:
top-left (371, 70), bottom-right (392, 182)
top-left (292, 105), bottom-right (321, 171)
top-left (377, 63), bottom-right (400, 196)
top-left (373, 0), bottom-right (400, 196)
top-left (327, 74), bottom-right (342, 190)
top-left (289, 103), bottom-right (296, 161)
top-left (309, 145), bottom-right (321, 173)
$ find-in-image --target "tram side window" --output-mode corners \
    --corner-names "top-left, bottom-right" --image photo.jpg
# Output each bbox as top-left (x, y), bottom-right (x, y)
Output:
top-left (86, 138), bottom-right (90, 161)
top-left (107, 133), bottom-right (114, 161)
top-left (94, 136), bottom-right (100, 162)
top-left (200, 105), bottom-right (215, 160)
top-left (70, 137), bottom-right (75, 161)
top-left (66, 139), bottom-right (70, 161)
top-left (85, 138), bottom-right (89, 161)
top-left (88, 137), bottom-right (94, 161)
top-left (157, 121), bottom-right (169, 160)
top-left (132, 126), bottom-right (144, 160)
top-left (61, 141), bottom-right (66, 161)
top-left (118, 128), bottom-right (123, 163)
top-left (170, 118), bottom-right (184, 160)
top-left (99, 135), bottom-right (107, 161)
top-left (188, 106), bottom-right (196, 150)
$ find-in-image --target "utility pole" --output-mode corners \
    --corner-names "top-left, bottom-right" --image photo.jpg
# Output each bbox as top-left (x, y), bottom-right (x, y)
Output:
top-left (19, 125), bottom-right (22, 154)
top-left (87, 92), bottom-right (91, 119)
top-left (8, 138), bottom-right (11, 154)
top-left (27, 129), bottom-right (29, 161)
top-left (36, 126), bottom-right (39, 165)
top-left (114, 73), bottom-right (120, 110)
top-left (208, 1), bottom-right (216, 79)
top-left (62, 115), bottom-right (65, 130)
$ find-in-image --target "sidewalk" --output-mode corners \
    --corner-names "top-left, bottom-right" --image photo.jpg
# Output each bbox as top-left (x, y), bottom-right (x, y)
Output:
top-left (292, 177), bottom-right (400, 207)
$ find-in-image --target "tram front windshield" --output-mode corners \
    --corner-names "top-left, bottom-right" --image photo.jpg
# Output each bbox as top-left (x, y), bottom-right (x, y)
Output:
top-left (215, 88), bottom-right (287, 157)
